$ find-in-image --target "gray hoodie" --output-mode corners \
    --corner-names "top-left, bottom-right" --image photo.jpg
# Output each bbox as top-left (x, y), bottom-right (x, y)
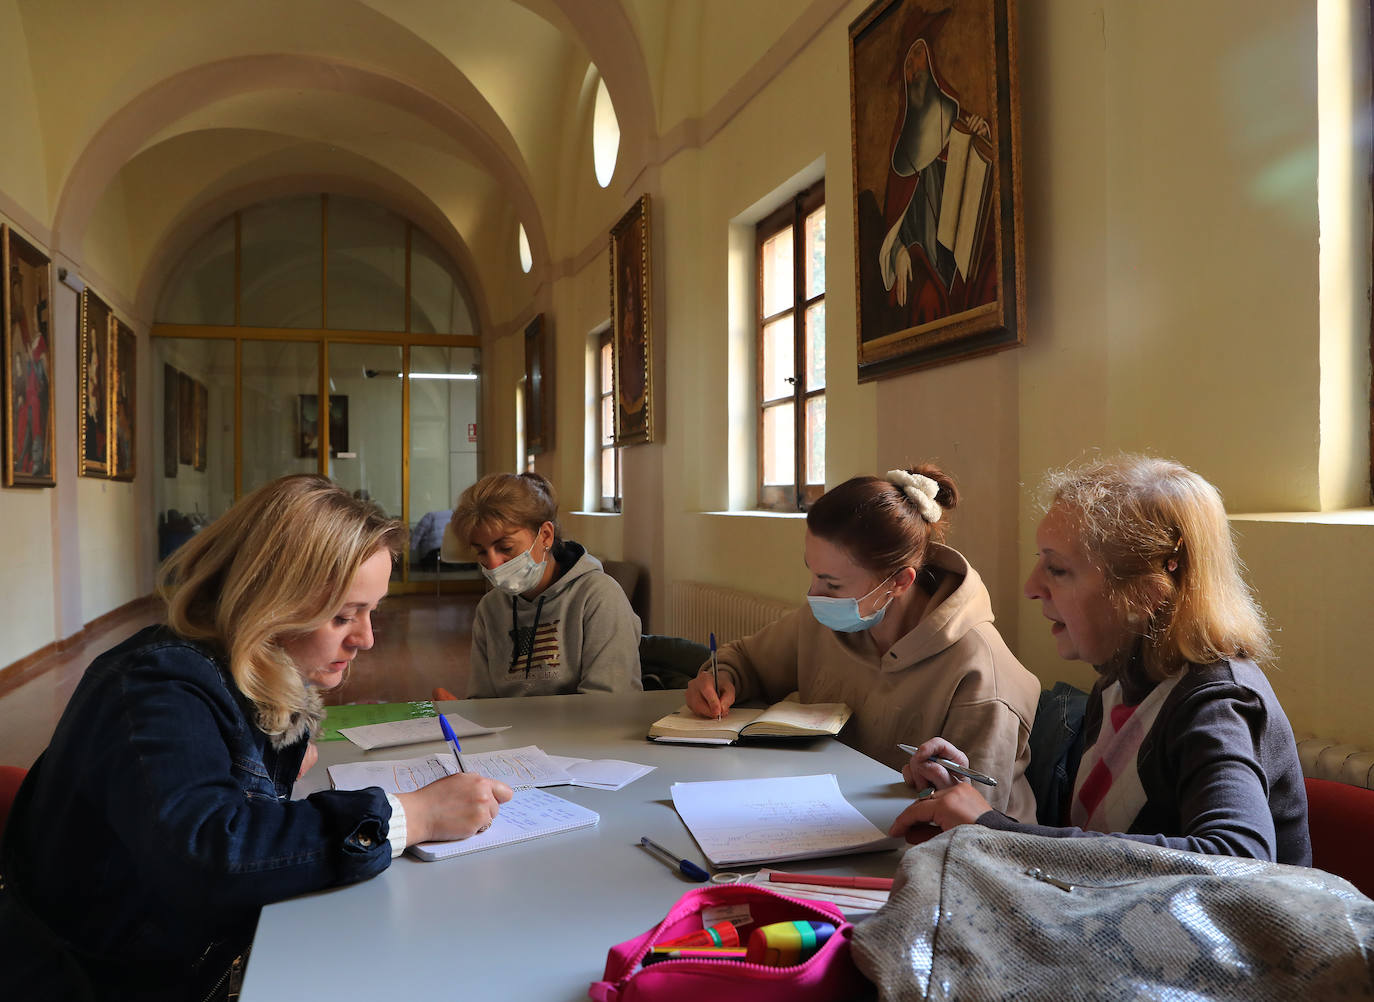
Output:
top-left (467, 540), bottom-right (643, 698)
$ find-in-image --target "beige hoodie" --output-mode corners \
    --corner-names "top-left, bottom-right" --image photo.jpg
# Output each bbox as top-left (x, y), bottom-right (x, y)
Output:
top-left (714, 544), bottom-right (1039, 822)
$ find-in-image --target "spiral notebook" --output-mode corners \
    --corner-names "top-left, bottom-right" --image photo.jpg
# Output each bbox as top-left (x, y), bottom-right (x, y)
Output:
top-left (408, 787), bottom-right (599, 862)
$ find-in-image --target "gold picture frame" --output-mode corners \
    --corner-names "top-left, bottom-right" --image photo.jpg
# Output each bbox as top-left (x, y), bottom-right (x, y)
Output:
top-left (79, 289), bottom-right (112, 478)
top-left (610, 194), bottom-right (654, 445)
top-left (110, 320), bottom-right (136, 481)
top-left (3, 225), bottom-right (55, 487)
top-left (849, 0), bottom-right (1026, 379)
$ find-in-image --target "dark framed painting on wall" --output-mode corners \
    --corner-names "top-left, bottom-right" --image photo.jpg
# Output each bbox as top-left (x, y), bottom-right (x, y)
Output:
top-left (194, 379), bottom-right (207, 472)
top-left (110, 320), bottom-right (136, 481)
top-left (849, 0), bottom-right (1026, 379)
top-left (78, 289), bottom-right (112, 478)
top-left (177, 370), bottom-right (195, 466)
top-left (610, 194), bottom-right (654, 445)
top-left (297, 393), bottom-right (348, 458)
top-left (523, 313), bottom-right (553, 454)
top-left (2, 225), bottom-right (55, 487)
top-left (163, 364), bottom-right (178, 477)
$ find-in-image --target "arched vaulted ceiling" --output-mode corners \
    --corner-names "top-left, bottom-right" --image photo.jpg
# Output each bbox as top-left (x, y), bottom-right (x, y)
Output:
top-left (11, 0), bottom-right (659, 331)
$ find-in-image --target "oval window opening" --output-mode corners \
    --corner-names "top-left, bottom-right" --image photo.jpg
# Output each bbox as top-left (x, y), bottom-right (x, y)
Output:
top-left (592, 77), bottom-right (620, 189)
top-left (518, 223), bottom-right (532, 274)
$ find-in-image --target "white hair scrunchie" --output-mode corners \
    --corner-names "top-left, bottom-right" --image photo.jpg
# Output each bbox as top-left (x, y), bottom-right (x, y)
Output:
top-left (885, 469), bottom-right (942, 523)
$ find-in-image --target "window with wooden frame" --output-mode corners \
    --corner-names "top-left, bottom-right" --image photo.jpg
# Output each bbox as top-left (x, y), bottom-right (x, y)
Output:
top-left (598, 330), bottom-right (622, 512)
top-left (757, 180), bottom-right (826, 511)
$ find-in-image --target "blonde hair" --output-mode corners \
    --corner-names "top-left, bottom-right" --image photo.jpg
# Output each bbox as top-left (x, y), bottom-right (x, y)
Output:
top-left (450, 472), bottom-right (560, 551)
top-left (1040, 455), bottom-right (1272, 681)
top-left (158, 475), bottom-right (406, 743)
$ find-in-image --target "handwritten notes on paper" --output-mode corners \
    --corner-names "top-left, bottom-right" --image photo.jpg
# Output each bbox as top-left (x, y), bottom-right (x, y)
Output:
top-left (327, 754), bottom-right (456, 794)
top-left (670, 774), bottom-right (899, 867)
top-left (409, 787), bottom-right (599, 861)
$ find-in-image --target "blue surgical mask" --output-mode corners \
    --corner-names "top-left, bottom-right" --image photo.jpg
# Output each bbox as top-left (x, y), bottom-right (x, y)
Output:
top-left (807, 572), bottom-right (898, 633)
top-left (481, 535), bottom-right (549, 595)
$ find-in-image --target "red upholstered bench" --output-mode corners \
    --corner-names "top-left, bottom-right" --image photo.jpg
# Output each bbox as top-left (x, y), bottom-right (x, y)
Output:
top-left (1305, 776), bottom-right (1374, 897)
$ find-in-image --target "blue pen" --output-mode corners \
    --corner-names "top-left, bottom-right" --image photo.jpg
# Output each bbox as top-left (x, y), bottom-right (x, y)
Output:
top-left (709, 632), bottom-right (720, 720)
top-left (439, 713), bottom-right (467, 773)
top-left (640, 836), bottom-right (710, 882)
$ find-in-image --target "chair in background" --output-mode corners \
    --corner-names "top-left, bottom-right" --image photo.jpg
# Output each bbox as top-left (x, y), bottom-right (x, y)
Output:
top-left (0, 765), bottom-right (28, 836)
top-left (1305, 776), bottom-right (1374, 897)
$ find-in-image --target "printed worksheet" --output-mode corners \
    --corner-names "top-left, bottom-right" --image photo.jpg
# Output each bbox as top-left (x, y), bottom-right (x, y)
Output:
top-left (328, 754), bottom-right (457, 794)
top-left (544, 754), bottom-right (655, 791)
top-left (460, 745), bottom-right (574, 789)
top-left (670, 773), bottom-right (899, 866)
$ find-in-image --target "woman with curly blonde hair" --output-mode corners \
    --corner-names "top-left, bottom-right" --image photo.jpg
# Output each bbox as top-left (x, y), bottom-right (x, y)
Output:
top-left (0, 475), bottom-right (512, 1001)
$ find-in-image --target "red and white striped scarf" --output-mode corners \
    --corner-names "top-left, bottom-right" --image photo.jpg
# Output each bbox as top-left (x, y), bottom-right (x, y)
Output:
top-left (1069, 674), bottom-right (1181, 833)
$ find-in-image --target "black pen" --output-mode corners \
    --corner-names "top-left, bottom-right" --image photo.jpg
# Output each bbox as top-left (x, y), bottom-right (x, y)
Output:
top-left (897, 743), bottom-right (998, 787)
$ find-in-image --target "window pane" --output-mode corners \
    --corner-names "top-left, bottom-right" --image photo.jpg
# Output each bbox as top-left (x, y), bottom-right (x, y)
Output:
top-left (409, 342), bottom-right (480, 516)
top-left (805, 395), bottom-right (826, 486)
top-left (411, 227), bottom-right (476, 334)
top-left (240, 196), bottom-right (323, 328)
top-left (804, 205), bottom-right (826, 300)
top-left (601, 394), bottom-right (614, 447)
top-left (328, 344), bottom-right (403, 544)
top-left (761, 226), bottom-right (794, 318)
top-left (326, 198), bottom-right (406, 332)
top-left (153, 338), bottom-right (236, 561)
top-left (762, 402), bottom-right (794, 486)
top-left (600, 339), bottom-right (613, 393)
top-left (601, 447), bottom-right (615, 501)
top-left (155, 216), bottom-right (235, 326)
top-left (240, 340), bottom-right (319, 495)
top-left (805, 301), bottom-right (826, 391)
top-left (761, 315), bottom-right (795, 403)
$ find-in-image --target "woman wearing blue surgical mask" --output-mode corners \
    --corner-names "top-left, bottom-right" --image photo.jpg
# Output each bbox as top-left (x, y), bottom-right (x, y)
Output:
top-left (444, 472), bottom-right (643, 697)
top-left (685, 465), bottom-right (1040, 822)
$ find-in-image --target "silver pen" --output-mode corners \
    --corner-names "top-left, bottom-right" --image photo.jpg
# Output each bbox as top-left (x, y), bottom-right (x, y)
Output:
top-left (897, 743), bottom-right (998, 787)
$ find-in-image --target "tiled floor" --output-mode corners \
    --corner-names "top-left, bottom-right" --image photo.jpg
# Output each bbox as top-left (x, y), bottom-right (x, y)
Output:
top-left (0, 592), bottom-right (478, 769)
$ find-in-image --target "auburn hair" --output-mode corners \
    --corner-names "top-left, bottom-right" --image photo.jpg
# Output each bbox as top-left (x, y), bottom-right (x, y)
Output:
top-left (806, 464), bottom-right (958, 576)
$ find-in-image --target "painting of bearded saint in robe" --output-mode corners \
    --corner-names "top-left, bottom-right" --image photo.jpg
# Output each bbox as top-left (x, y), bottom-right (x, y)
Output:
top-left (870, 36), bottom-right (998, 337)
top-left (10, 262), bottom-right (52, 482)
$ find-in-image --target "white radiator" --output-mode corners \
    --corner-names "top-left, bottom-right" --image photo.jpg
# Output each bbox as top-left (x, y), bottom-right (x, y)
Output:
top-left (1298, 737), bottom-right (1374, 789)
top-left (666, 581), bottom-right (796, 647)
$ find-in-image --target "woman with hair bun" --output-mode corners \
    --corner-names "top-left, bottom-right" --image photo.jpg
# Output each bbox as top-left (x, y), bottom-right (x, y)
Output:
top-left (890, 455), bottom-right (1309, 864)
top-left (686, 464), bottom-right (1040, 822)
top-left (446, 471), bottom-right (642, 698)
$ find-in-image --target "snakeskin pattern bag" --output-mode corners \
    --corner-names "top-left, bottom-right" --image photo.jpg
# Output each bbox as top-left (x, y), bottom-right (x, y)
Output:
top-left (853, 826), bottom-right (1374, 1001)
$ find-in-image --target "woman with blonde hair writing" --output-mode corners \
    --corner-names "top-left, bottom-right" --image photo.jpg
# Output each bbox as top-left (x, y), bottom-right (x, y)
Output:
top-left (0, 475), bottom-right (512, 1000)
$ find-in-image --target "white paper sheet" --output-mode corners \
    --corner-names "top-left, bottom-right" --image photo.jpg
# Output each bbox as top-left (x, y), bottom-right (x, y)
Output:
top-left (328, 754), bottom-right (457, 794)
top-left (338, 713), bottom-right (511, 750)
top-left (543, 754), bottom-right (655, 791)
top-left (460, 744), bottom-right (574, 789)
top-left (670, 773), bottom-right (900, 867)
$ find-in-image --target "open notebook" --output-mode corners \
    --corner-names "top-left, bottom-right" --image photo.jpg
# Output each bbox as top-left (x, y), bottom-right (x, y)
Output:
top-left (409, 787), bottom-right (598, 861)
top-left (327, 754), bottom-right (598, 862)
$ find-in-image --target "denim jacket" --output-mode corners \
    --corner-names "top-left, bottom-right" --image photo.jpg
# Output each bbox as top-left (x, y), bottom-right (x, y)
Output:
top-left (0, 625), bottom-right (394, 1000)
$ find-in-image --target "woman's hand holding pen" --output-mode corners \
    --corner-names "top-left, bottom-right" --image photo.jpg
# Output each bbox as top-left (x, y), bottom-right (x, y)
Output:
top-left (890, 736), bottom-right (991, 842)
top-left (685, 668), bottom-right (736, 719)
top-left (396, 774), bottom-right (514, 845)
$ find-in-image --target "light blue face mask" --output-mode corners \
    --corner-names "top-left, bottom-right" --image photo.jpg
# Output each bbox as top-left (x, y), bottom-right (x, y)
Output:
top-left (807, 572), bottom-right (898, 633)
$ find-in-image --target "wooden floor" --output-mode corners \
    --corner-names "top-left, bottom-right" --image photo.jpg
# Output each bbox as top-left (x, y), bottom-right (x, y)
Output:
top-left (0, 592), bottom-right (478, 770)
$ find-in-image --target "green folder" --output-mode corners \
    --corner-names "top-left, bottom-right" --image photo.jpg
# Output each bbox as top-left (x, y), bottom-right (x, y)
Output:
top-left (319, 700), bottom-right (437, 742)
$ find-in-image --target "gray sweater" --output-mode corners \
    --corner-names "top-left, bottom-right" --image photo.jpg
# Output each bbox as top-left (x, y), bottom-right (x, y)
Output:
top-left (981, 657), bottom-right (1310, 865)
top-left (467, 540), bottom-right (643, 698)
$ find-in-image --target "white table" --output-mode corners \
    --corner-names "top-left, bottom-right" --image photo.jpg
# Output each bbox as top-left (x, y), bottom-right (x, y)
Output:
top-left (240, 690), bottom-right (912, 1001)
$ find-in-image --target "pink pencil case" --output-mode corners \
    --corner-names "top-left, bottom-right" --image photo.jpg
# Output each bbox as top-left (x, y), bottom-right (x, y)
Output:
top-left (587, 884), bottom-right (866, 1002)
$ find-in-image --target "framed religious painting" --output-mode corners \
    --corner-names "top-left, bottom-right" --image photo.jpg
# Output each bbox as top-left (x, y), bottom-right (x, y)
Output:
top-left (849, 0), bottom-right (1026, 379)
top-left (193, 379), bottom-right (208, 472)
top-left (79, 288), bottom-right (112, 477)
top-left (163, 364), bottom-right (179, 477)
top-left (110, 320), bottom-right (136, 481)
top-left (2, 225), bottom-right (55, 487)
top-left (523, 313), bottom-right (553, 454)
top-left (610, 194), bottom-right (654, 445)
top-left (177, 370), bottom-right (196, 466)
top-left (297, 393), bottom-right (348, 458)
